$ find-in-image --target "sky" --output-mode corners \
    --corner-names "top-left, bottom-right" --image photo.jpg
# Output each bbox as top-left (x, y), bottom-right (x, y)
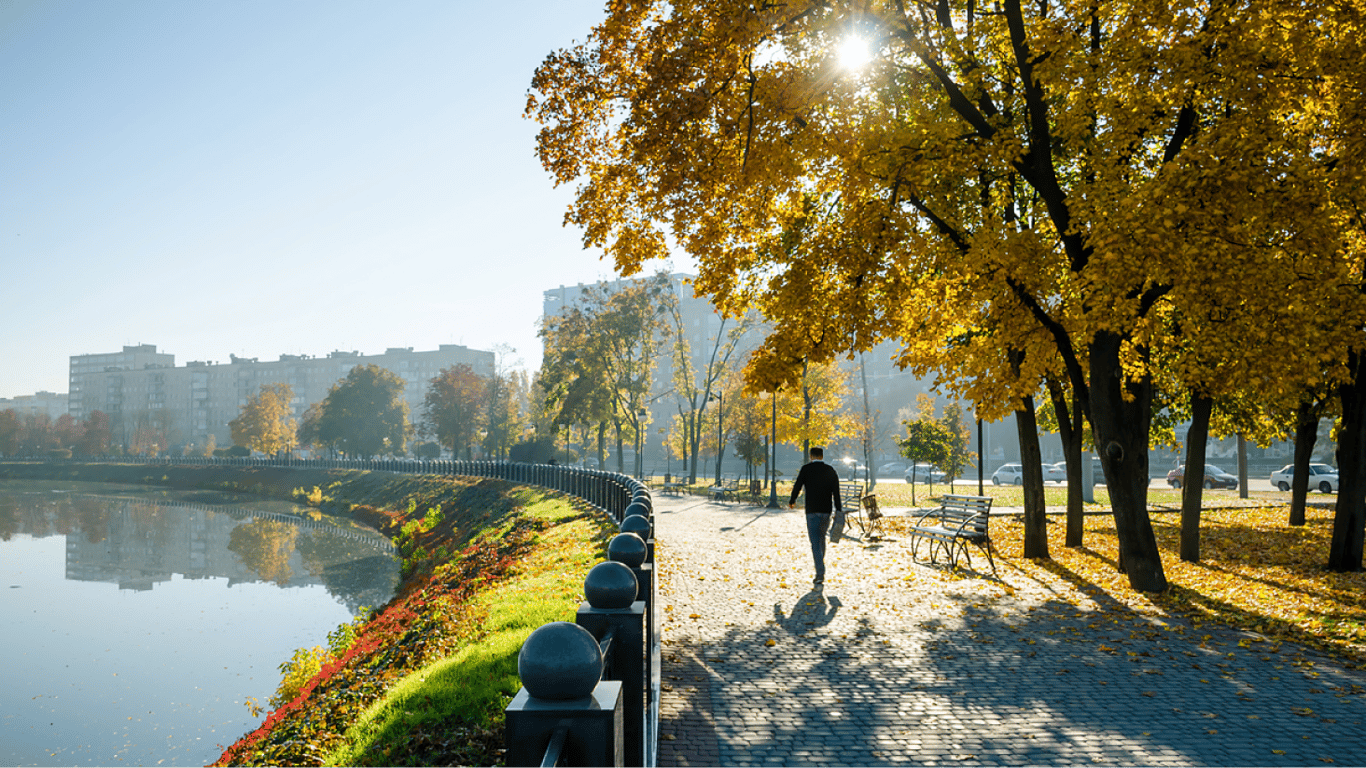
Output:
top-left (0, 0), bottom-right (674, 399)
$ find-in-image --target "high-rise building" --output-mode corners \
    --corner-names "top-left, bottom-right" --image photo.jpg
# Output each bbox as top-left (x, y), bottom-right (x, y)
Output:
top-left (0, 391), bottom-right (69, 420)
top-left (67, 344), bottom-right (494, 453)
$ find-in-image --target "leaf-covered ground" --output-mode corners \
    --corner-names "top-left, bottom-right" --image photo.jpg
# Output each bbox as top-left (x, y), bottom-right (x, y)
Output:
top-left (889, 503), bottom-right (1366, 666)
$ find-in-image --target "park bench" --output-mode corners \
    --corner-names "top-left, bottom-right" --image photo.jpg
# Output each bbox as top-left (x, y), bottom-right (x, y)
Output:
top-left (839, 481), bottom-right (863, 513)
top-left (708, 476), bottom-right (739, 502)
top-left (907, 493), bottom-right (997, 574)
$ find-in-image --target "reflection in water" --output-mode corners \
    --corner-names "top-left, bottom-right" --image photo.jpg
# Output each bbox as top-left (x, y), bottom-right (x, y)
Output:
top-left (5, 493), bottom-right (398, 613)
top-left (0, 486), bottom-right (399, 767)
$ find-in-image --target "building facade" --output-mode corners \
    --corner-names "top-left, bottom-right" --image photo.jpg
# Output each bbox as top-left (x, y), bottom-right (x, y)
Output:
top-left (0, 391), bottom-right (70, 421)
top-left (67, 344), bottom-right (495, 453)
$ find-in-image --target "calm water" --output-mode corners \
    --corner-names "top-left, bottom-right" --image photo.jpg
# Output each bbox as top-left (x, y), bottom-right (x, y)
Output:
top-left (0, 481), bottom-right (400, 767)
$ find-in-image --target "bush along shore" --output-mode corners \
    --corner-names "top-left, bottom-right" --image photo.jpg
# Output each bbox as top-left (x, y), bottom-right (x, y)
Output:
top-left (0, 462), bottom-right (614, 766)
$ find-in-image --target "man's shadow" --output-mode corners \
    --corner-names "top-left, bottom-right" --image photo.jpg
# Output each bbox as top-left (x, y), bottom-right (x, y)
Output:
top-left (773, 590), bottom-right (841, 634)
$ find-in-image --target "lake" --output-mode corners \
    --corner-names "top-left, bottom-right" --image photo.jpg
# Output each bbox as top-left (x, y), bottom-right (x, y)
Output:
top-left (0, 481), bottom-right (399, 767)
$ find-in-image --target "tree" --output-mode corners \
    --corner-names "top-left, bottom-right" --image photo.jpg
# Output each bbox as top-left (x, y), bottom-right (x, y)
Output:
top-left (229, 383), bottom-right (297, 456)
top-left (75, 410), bottom-right (112, 457)
top-left (0, 410), bottom-right (19, 456)
top-left (665, 279), bottom-right (754, 482)
top-left (423, 364), bottom-right (488, 460)
top-left (898, 396), bottom-right (953, 507)
top-left (315, 365), bottom-right (411, 459)
top-left (540, 276), bottom-right (671, 473)
top-left (528, 0), bottom-right (1356, 587)
top-left (296, 402), bottom-right (325, 454)
top-left (482, 347), bottom-right (528, 461)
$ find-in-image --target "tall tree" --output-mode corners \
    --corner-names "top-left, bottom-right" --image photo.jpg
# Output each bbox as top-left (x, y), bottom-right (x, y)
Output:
top-left (529, 0), bottom-right (1355, 587)
top-left (75, 410), bottom-right (112, 457)
top-left (665, 280), bottom-right (754, 482)
top-left (423, 364), bottom-right (488, 460)
top-left (315, 365), bottom-right (411, 459)
top-left (229, 383), bottom-right (298, 456)
top-left (0, 410), bottom-right (20, 456)
top-left (541, 275), bottom-right (671, 473)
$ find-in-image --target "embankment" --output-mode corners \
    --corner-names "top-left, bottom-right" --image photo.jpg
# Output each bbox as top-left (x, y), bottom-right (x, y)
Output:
top-left (0, 461), bottom-right (614, 766)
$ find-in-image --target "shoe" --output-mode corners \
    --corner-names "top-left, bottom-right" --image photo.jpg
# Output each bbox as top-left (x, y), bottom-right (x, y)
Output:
top-left (813, 577), bottom-right (824, 587)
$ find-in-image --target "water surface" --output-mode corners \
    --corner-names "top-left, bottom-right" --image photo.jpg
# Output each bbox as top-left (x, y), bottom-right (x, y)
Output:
top-left (0, 481), bottom-right (399, 766)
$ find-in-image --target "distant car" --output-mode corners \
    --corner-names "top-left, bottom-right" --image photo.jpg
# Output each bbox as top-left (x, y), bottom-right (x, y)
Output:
top-left (1269, 463), bottom-right (1339, 493)
top-left (992, 463), bottom-right (1024, 485)
top-left (840, 460), bottom-right (869, 479)
top-left (1042, 462), bottom-right (1068, 483)
top-left (876, 461), bottom-right (908, 477)
top-left (905, 463), bottom-right (946, 484)
top-left (1166, 464), bottom-right (1239, 490)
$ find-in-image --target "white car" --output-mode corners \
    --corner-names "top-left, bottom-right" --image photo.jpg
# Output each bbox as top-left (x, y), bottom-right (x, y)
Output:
top-left (992, 463), bottom-right (1024, 485)
top-left (1269, 463), bottom-right (1339, 493)
top-left (877, 461), bottom-right (908, 477)
top-left (1042, 462), bottom-right (1068, 483)
top-left (905, 463), bottom-right (946, 484)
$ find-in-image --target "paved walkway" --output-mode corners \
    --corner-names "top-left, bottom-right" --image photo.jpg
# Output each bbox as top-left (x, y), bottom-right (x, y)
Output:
top-left (651, 494), bottom-right (1366, 766)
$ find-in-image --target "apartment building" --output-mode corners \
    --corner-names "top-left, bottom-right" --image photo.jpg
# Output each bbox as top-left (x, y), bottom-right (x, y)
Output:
top-left (68, 344), bottom-right (494, 453)
top-left (0, 391), bottom-right (70, 421)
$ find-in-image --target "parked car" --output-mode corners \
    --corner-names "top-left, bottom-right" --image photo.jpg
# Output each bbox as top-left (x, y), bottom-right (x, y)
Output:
top-left (992, 463), bottom-right (1025, 485)
top-left (1269, 463), bottom-right (1339, 493)
top-left (876, 461), bottom-right (908, 478)
top-left (1166, 464), bottom-right (1239, 490)
top-left (905, 463), bottom-right (946, 484)
top-left (1042, 462), bottom-right (1068, 483)
top-left (839, 460), bottom-right (869, 480)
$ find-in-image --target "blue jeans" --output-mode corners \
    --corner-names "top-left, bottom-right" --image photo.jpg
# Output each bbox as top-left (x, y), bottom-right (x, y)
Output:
top-left (806, 512), bottom-right (831, 581)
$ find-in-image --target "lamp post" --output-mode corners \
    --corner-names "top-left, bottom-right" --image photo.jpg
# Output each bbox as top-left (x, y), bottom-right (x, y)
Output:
top-left (767, 390), bottom-right (780, 509)
top-left (635, 407), bottom-right (647, 479)
top-left (708, 392), bottom-right (724, 484)
top-left (977, 417), bottom-right (985, 496)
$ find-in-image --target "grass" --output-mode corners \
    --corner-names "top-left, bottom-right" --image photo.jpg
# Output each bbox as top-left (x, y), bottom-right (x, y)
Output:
top-left (321, 497), bottom-right (610, 766)
top-left (201, 482), bottom-right (614, 767)
top-left (887, 501), bottom-right (1366, 665)
top-left (654, 476), bottom-right (1316, 511)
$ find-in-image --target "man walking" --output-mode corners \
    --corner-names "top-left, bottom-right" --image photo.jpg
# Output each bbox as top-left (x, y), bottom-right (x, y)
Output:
top-left (788, 446), bottom-right (842, 587)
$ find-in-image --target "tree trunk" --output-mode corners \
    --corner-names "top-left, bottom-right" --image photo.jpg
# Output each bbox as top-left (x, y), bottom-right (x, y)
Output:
top-left (1047, 378), bottom-right (1085, 547)
top-left (1180, 392), bottom-right (1213, 563)
top-left (1329, 349), bottom-right (1366, 572)
top-left (1289, 400), bottom-right (1318, 527)
top-left (1087, 331), bottom-right (1168, 592)
top-left (687, 404), bottom-right (701, 484)
top-left (1017, 395), bottom-right (1050, 559)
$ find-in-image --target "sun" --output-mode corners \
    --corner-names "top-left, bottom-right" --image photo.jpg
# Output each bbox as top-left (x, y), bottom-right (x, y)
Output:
top-left (837, 34), bottom-right (872, 70)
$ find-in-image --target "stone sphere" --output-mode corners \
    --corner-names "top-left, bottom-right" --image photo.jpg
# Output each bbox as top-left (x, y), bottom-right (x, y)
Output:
top-left (620, 513), bottom-right (651, 541)
top-left (584, 561), bottom-right (639, 609)
top-left (631, 489), bottom-right (652, 507)
top-left (608, 531), bottom-right (647, 568)
top-left (625, 499), bottom-right (651, 519)
top-left (518, 621), bottom-right (603, 700)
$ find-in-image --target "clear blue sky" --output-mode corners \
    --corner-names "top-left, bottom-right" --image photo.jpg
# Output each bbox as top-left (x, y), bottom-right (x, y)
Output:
top-left (1, 0), bottom-right (666, 399)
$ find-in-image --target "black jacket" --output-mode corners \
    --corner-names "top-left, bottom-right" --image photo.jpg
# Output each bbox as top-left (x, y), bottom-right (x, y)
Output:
top-left (789, 460), bottom-right (842, 514)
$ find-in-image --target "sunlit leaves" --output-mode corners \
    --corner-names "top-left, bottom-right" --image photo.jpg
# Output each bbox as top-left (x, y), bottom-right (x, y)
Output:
top-left (229, 383), bottom-right (297, 456)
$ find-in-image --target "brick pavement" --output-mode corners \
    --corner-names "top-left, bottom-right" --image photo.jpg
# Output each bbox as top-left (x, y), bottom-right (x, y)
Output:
top-left (651, 493), bottom-right (1366, 766)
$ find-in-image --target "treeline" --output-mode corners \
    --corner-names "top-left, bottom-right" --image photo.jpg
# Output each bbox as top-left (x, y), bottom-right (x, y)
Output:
top-left (0, 409), bottom-right (113, 458)
top-left (226, 360), bottom-right (543, 462)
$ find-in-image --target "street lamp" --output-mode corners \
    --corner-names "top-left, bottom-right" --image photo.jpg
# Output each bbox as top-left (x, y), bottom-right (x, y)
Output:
top-left (635, 407), bottom-right (647, 479)
top-left (767, 390), bottom-right (780, 509)
top-left (708, 392), bottom-right (723, 484)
